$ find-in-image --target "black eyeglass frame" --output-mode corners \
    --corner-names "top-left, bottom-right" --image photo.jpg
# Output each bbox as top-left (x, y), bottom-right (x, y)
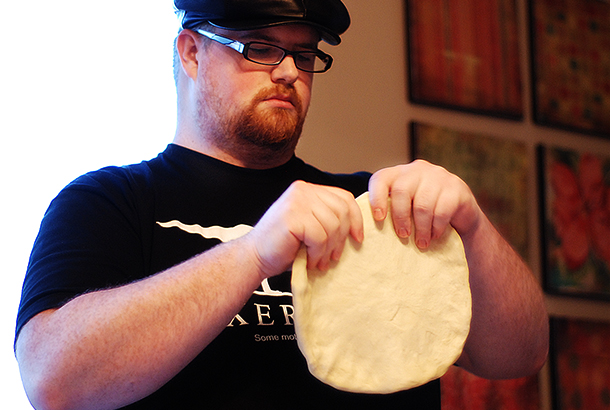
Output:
top-left (195, 29), bottom-right (333, 73)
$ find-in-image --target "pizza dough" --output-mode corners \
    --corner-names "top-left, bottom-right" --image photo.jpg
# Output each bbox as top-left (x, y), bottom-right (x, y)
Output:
top-left (291, 192), bottom-right (471, 394)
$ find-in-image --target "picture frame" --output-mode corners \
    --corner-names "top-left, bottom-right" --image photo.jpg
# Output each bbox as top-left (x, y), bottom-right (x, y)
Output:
top-left (538, 146), bottom-right (610, 300)
top-left (530, 0), bottom-right (610, 137)
top-left (550, 317), bottom-right (610, 410)
top-left (411, 122), bottom-right (529, 261)
top-left (406, 0), bottom-right (523, 119)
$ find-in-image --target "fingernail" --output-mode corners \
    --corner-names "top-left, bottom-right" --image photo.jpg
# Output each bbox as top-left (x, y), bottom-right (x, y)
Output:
top-left (373, 208), bottom-right (384, 220)
top-left (398, 227), bottom-right (409, 238)
top-left (417, 239), bottom-right (428, 248)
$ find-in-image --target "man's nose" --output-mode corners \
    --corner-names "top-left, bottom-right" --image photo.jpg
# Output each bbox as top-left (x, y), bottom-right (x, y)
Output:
top-left (270, 55), bottom-right (299, 84)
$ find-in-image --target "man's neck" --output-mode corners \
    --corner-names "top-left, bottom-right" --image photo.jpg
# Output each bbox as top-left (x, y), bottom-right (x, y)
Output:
top-left (172, 131), bottom-right (296, 170)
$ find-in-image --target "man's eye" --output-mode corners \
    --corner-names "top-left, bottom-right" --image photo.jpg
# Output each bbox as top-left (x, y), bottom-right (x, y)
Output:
top-left (249, 45), bottom-right (276, 56)
top-left (297, 53), bottom-right (316, 64)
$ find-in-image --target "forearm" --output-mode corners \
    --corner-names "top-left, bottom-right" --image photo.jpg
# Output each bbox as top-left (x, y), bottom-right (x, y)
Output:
top-left (457, 214), bottom-right (549, 379)
top-left (16, 235), bottom-right (263, 410)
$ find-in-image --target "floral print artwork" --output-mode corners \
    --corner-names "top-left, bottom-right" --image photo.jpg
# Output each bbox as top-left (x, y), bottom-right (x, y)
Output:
top-left (543, 147), bottom-right (610, 299)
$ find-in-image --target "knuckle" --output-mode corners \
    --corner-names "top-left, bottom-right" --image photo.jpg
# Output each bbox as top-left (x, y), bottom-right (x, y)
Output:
top-left (289, 179), bottom-right (308, 192)
top-left (326, 216), bottom-right (342, 234)
top-left (392, 209), bottom-right (411, 223)
top-left (412, 201), bottom-right (433, 222)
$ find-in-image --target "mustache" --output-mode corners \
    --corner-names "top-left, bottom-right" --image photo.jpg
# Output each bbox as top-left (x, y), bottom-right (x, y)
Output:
top-left (252, 85), bottom-right (303, 112)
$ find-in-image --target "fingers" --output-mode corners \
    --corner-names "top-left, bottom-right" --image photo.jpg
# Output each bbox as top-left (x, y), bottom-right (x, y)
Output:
top-left (372, 172), bottom-right (414, 239)
top-left (254, 159), bottom-right (479, 280)
top-left (306, 185), bottom-right (364, 270)
top-left (252, 181), bottom-right (364, 278)
top-left (369, 160), bottom-right (478, 249)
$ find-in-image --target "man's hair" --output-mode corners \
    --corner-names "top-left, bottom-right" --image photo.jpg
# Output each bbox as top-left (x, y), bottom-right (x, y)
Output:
top-left (173, 22), bottom-right (215, 86)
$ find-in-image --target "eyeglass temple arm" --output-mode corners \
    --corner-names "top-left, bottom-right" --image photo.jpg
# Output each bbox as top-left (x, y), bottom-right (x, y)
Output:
top-left (196, 29), bottom-right (245, 53)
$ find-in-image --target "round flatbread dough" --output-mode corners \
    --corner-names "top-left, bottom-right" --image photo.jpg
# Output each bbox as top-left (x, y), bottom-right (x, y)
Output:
top-left (291, 192), bottom-right (471, 394)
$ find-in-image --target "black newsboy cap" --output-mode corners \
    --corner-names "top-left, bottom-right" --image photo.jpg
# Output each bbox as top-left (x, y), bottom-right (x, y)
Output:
top-left (174, 0), bottom-right (350, 45)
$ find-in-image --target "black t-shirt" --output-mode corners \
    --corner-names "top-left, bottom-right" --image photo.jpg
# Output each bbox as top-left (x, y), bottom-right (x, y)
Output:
top-left (16, 144), bottom-right (441, 409)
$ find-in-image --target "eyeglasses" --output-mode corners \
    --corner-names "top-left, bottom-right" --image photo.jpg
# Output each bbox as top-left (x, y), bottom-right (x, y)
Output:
top-left (195, 29), bottom-right (333, 73)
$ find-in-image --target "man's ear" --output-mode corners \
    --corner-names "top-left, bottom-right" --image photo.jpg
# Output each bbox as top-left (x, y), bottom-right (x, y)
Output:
top-left (176, 29), bottom-right (201, 81)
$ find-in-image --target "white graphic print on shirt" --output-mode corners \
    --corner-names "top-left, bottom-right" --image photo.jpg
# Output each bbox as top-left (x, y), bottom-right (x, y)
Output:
top-left (157, 220), bottom-right (295, 334)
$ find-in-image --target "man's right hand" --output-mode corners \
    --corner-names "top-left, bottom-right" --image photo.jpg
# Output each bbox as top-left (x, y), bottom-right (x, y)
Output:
top-left (247, 180), bottom-right (364, 280)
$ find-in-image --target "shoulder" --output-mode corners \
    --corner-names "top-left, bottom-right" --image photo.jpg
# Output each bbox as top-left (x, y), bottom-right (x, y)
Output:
top-left (72, 160), bottom-right (154, 191)
top-left (62, 147), bottom-right (175, 202)
top-left (42, 155), bottom-right (168, 231)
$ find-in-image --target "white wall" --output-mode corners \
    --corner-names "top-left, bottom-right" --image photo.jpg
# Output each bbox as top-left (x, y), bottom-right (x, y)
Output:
top-left (299, 1), bottom-right (411, 172)
top-left (1, 2), bottom-right (178, 408)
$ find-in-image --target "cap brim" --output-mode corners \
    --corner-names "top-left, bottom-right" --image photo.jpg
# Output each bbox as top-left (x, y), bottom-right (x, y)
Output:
top-left (208, 19), bottom-right (341, 45)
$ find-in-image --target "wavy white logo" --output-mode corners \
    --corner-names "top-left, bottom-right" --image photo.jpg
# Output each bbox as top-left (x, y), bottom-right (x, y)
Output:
top-left (157, 220), bottom-right (292, 297)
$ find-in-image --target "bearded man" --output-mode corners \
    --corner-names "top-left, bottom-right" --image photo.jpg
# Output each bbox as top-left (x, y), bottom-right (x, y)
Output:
top-left (15, 1), bottom-right (548, 409)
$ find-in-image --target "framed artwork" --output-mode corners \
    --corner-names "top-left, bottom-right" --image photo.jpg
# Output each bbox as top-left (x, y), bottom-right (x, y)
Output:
top-left (550, 317), bottom-right (610, 410)
top-left (406, 0), bottom-right (523, 118)
top-left (411, 123), bottom-right (529, 260)
top-left (539, 146), bottom-right (610, 300)
top-left (441, 366), bottom-right (540, 410)
top-left (530, 0), bottom-right (610, 137)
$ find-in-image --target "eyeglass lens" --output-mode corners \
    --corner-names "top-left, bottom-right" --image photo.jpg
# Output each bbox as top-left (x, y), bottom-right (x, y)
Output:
top-left (245, 43), bottom-right (330, 73)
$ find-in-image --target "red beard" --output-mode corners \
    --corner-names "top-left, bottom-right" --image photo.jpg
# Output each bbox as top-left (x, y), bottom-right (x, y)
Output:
top-left (232, 84), bottom-right (305, 151)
